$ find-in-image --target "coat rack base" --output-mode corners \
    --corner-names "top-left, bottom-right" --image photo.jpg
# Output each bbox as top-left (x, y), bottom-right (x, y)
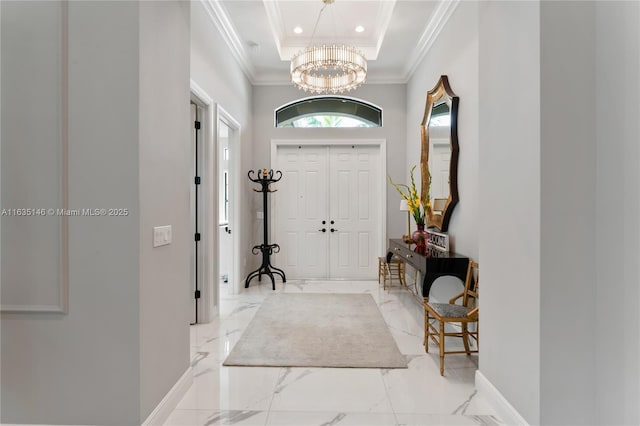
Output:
top-left (245, 243), bottom-right (286, 290)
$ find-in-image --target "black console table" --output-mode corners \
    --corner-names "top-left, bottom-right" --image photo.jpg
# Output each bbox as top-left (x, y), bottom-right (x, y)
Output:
top-left (387, 239), bottom-right (469, 298)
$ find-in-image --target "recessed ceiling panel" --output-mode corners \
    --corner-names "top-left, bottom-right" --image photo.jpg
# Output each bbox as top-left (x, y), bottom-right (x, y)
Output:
top-left (264, 0), bottom-right (396, 60)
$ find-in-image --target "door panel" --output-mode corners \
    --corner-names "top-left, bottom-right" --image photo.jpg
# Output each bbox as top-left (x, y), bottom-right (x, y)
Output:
top-left (329, 146), bottom-right (380, 279)
top-left (275, 146), bottom-right (328, 278)
top-left (275, 144), bottom-right (380, 280)
top-left (190, 103), bottom-right (198, 322)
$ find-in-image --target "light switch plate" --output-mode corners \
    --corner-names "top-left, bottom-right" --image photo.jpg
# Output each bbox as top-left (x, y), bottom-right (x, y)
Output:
top-left (153, 225), bottom-right (172, 247)
top-left (256, 211), bottom-right (264, 220)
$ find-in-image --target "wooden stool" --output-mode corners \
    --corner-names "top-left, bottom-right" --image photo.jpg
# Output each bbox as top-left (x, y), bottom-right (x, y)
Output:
top-left (378, 257), bottom-right (406, 290)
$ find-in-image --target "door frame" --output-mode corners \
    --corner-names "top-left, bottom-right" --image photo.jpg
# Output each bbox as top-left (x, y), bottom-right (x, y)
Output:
top-left (270, 139), bottom-right (387, 278)
top-left (190, 80), bottom-right (216, 322)
top-left (216, 105), bottom-right (241, 296)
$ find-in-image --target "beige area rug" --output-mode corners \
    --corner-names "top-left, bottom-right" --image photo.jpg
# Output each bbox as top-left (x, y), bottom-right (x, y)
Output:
top-left (223, 293), bottom-right (408, 368)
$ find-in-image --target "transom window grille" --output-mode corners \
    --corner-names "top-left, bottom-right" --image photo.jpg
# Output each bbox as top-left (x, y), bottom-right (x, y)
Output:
top-left (275, 97), bottom-right (382, 128)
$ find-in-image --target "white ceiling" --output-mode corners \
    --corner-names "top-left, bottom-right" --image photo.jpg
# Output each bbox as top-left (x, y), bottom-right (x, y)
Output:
top-left (199, 0), bottom-right (460, 85)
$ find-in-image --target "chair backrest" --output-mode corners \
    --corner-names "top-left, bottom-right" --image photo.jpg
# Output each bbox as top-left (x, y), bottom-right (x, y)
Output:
top-left (461, 260), bottom-right (479, 309)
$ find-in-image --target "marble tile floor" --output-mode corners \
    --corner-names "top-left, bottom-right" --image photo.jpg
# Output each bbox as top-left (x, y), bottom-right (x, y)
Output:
top-left (166, 280), bottom-right (501, 426)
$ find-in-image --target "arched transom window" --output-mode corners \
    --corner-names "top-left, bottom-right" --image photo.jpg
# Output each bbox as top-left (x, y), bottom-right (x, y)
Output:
top-left (275, 97), bottom-right (382, 128)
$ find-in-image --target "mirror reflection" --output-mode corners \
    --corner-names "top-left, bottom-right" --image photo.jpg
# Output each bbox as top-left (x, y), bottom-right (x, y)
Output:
top-left (428, 100), bottom-right (451, 218)
top-left (420, 75), bottom-right (459, 232)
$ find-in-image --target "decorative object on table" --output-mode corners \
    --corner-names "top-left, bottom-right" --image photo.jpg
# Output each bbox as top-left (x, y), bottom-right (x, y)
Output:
top-left (399, 199), bottom-right (412, 243)
top-left (290, 0), bottom-right (367, 94)
top-left (426, 229), bottom-right (450, 253)
top-left (412, 223), bottom-right (428, 253)
top-left (420, 75), bottom-right (460, 232)
top-left (388, 165), bottom-right (429, 251)
top-left (245, 168), bottom-right (286, 290)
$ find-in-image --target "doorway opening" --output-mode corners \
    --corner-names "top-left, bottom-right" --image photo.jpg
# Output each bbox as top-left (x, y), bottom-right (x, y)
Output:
top-left (216, 106), bottom-right (241, 301)
top-left (217, 117), bottom-right (232, 296)
top-left (271, 140), bottom-right (387, 280)
top-left (190, 82), bottom-right (216, 323)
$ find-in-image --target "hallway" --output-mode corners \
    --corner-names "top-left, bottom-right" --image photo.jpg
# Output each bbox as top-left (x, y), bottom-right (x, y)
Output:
top-left (166, 280), bottom-right (500, 426)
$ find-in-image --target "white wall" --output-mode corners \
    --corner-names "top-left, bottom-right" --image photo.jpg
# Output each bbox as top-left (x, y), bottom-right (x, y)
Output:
top-left (2, 2), bottom-right (141, 423)
top-left (1, 2), bottom-right (192, 424)
top-left (251, 84), bottom-right (407, 251)
top-left (406, 1), bottom-right (478, 302)
top-left (540, 2), bottom-right (597, 423)
top-left (138, 1), bottom-right (191, 420)
top-left (595, 2), bottom-right (640, 424)
top-left (478, 1), bottom-right (541, 423)
top-left (190, 0), bottom-right (254, 291)
top-left (1, 1), bottom-right (65, 312)
top-left (478, 1), bottom-right (640, 424)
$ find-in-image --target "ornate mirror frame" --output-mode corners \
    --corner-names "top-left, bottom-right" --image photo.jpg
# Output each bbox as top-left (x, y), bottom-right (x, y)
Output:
top-left (420, 75), bottom-right (459, 232)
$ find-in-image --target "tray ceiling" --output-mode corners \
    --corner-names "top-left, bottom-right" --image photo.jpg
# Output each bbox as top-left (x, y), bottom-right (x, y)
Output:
top-left (197, 0), bottom-right (460, 85)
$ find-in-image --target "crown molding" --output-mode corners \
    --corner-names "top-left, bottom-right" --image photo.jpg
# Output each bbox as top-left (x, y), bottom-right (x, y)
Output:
top-left (374, 0), bottom-right (396, 54)
top-left (402, 0), bottom-right (461, 82)
top-left (200, 0), bottom-right (257, 83)
top-left (263, 0), bottom-right (286, 59)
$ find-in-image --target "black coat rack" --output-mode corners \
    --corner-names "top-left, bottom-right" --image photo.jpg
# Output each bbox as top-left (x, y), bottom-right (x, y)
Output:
top-left (245, 168), bottom-right (286, 290)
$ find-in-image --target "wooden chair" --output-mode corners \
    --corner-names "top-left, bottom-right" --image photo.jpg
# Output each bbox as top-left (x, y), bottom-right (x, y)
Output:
top-left (378, 256), bottom-right (406, 290)
top-left (423, 260), bottom-right (479, 375)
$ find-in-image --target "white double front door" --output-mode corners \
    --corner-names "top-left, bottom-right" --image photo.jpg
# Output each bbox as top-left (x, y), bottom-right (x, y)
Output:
top-left (274, 144), bottom-right (381, 280)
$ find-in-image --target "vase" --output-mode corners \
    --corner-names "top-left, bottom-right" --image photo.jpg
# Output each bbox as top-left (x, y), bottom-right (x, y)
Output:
top-left (412, 223), bottom-right (428, 253)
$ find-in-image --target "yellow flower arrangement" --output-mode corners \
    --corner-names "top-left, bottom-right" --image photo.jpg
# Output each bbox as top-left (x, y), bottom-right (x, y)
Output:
top-left (388, 165), bottom-right (427, 225)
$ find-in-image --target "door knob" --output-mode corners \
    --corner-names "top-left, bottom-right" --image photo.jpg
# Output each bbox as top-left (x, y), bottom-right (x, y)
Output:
top-left (318, 228), bottom-right (327, 233)
top-left (330, 228), bottom-right (338, 233)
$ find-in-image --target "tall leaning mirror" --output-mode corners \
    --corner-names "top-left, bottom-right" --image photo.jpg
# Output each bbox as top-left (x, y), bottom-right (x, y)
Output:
top-left (420, 75), bottom-right (459, 232)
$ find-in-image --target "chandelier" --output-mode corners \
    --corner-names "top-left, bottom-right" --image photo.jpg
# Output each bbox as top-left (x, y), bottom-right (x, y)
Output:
top-left (290, 0), bottom-right (367, 94)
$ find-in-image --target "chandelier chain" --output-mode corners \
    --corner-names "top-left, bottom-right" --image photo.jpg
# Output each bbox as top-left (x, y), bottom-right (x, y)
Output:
top-left (308, 2), bottom-right (328, 47)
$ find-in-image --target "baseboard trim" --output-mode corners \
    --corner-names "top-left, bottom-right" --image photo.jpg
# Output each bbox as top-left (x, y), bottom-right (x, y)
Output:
top-left (142, 366), bottom-right (193, 426)
top-left (475, 370), bottom-right (529, 426)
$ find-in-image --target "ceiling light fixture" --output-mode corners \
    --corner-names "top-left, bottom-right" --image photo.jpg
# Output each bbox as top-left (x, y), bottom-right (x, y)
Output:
top-left (355, 25), bottom-right (365, 33)
top-left (294, 26), bottom-right (303, 34)
top-left (290, 0), bottom-right (367, 94)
